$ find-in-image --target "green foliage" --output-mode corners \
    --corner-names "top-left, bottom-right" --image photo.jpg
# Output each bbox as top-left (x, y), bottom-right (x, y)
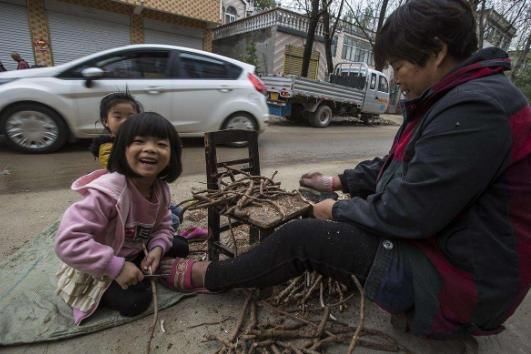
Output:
top-left (255, 0), bottom-right (276, 11)
top-left (241, 41), bottom-right (258, 66)
top-left (513, 65), bottom-right (531, 101)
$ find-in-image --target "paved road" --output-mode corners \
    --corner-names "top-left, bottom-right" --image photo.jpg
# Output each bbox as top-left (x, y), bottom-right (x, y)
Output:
top-left (0, 119), bottom-right (400, 195)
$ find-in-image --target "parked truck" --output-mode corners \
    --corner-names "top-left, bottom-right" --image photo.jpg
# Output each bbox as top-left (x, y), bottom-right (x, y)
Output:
top-left (261, 62), bottom-right (390, 127)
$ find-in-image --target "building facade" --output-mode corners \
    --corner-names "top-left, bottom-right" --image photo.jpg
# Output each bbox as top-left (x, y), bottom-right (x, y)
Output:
top-left (212, 7), bottom-right (374, 81)
top-left (480, 8), bottom-right (517, 51)
top-left (0, 0), bottom-right (220, 70)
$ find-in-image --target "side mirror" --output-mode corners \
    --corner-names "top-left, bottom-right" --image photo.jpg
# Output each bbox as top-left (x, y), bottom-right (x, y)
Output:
top-left (81, 67), bottom-right (104, 88)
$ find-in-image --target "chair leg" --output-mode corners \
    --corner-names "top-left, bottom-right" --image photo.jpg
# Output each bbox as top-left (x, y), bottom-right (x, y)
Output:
top-left (208, 208), bottom-right (221, 261)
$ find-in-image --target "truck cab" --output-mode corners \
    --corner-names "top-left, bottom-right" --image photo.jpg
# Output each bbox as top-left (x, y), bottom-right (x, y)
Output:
top-left (330, 62), bottom-right (390, 115)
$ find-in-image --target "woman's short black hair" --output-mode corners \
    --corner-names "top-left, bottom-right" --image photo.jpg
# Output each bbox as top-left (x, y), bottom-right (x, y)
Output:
top-left (107, 112), bottom-right (183, 183)
top-left (374, 0), bottom-right (478, 69)
top-left (99, 91), bottom-right (143, 132)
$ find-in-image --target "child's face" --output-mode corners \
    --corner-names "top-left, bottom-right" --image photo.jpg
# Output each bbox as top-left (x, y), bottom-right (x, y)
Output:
top-left (104, 102), bottom-right (137, 136)
top-left (126, 136), bottom-right (171, 181)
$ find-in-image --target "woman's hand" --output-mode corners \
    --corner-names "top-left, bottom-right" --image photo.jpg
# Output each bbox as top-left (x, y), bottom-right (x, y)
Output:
top-left (312, 199), bottom-right (336, 220)
top-left (115, 261), bottom-right (144, 289)
top-left (300, 172), bottom-right (342, 191)
top-left (141, 246), bottom-right (163, 274)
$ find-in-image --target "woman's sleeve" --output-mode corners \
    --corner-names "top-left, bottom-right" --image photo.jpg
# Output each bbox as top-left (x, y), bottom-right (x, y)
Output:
top-left (332, 92), bottom-right (511, 239)
top-left (54, 189), bottom-right (124, 279)
top-left (339, 157), bottom-right (386, 198)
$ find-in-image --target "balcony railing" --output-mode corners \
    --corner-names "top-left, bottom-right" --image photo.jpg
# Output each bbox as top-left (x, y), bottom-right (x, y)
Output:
top-left (213, 8), bottom-right (326, 40)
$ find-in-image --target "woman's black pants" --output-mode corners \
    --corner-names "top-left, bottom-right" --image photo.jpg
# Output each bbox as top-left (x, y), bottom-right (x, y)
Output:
top-left (205, 218), bottom-right (380, 291)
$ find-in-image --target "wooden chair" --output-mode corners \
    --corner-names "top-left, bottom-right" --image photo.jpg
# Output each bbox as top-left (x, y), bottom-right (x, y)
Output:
top-left (204, 129), bottom-right (261, 261)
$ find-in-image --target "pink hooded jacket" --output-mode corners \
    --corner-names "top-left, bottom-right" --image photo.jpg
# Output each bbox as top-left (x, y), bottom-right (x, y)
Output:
top-left (55, 169), bottom-right (173, 324)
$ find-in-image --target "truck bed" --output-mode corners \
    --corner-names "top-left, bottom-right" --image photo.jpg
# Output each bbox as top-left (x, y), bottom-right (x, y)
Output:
top-left (261, 75), bottom-right (365, 106)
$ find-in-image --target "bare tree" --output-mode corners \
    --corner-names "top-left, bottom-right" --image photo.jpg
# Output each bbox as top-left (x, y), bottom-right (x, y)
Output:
top-left (322, 0), bottom-right (345, 73)
top-left (300, 0), bottom-right (320, 77)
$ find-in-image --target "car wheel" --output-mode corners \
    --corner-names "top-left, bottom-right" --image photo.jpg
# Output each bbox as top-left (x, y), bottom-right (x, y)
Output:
top-left (1, 104), bottom-right (69, 153)
top-left (309, 105), bottom-right (332, 128)
top-left (221, 112), bottom-right (258, 147)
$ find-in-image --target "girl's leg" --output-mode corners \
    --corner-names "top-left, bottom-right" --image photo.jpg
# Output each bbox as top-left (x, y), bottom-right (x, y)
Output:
top-left (201, 218), bottom-right (380, 291)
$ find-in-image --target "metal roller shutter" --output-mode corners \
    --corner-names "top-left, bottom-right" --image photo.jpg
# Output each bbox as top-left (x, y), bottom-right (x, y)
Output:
top-left (0, 0), bottom-right (34, 71)
top-left (46, 0), bottom-right (130, 65)
top-left (144, 18), bottom-right (203, 49)
top-left (283, 45), bottom-right (319, 79)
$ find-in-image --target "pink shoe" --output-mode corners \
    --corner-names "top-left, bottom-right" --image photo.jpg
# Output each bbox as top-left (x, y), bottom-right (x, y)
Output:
top-left (179, 226), bottom-right (208, 241)
top-left (161, 258), bottom-right (211, 294)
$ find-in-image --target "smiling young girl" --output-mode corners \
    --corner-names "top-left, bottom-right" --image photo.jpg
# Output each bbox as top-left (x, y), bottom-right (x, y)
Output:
top-left (55, 112), bottom-right (182, 324)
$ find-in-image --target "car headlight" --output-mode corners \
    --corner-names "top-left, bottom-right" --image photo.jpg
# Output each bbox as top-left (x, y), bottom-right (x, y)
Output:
top-left (0, 78), bottom-right (17, 85)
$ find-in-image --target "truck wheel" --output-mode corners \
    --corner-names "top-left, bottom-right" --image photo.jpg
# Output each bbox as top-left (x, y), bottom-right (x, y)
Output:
top-left (310, 105), bottom-right (332, 128)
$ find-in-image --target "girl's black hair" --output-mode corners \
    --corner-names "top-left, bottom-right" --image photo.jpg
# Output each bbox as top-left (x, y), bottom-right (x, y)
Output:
top-left (99, 90), bottom-right (143, 132)
top-left (374, 0), bottom-right (478, 69)
top-left (107, 112), bottom-right (182, 183)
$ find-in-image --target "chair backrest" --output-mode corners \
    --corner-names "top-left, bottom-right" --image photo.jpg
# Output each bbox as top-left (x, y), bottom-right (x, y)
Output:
top-left (204, 130), bottom-right (260, 191)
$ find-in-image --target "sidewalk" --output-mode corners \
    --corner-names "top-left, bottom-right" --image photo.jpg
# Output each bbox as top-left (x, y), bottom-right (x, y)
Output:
top-left (2, 162), bottom-right (530, 353)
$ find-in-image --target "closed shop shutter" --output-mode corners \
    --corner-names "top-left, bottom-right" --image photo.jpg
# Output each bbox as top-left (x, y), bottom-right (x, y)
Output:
top-left (0, 0), bottom-right (33, 71)
top-left (144, 19), bottom-right (203, 49)
top-left (283, 45), bottom-right (319, 79)
top-left (46, 0), bottom-right (130, 65)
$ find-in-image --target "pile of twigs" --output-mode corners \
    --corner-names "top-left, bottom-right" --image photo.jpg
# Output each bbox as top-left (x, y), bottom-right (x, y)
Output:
top-left (208, 273), bottom-right (411, 354)
top-left (178, 166), bottom-right (305, 219)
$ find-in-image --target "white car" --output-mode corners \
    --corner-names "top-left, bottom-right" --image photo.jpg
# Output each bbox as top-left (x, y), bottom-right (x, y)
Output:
top-left (0, 44), bottom-right (269, 153)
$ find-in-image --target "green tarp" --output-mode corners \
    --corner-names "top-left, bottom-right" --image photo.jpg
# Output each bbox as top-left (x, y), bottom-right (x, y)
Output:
top-left (0, 221), bottom-right (190, 346)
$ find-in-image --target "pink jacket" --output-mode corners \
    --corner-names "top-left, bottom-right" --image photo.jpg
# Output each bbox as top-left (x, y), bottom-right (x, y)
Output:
top-left (55, 169), bottom-right (173, 324)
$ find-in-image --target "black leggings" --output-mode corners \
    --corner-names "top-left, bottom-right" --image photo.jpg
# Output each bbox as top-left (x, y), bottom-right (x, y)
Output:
top-left (100, 235), bottom-right (190, 317)
top-left (205, 219), bottom-right (380, 291)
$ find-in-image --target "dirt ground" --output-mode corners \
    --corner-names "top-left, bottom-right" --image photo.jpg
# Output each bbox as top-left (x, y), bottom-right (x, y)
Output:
top-left (1, 130), bottom-right (530, 353)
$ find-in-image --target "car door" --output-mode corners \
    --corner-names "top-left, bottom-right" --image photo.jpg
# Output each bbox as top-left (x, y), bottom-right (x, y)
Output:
top-left (57, 48), bottom-right (178, 136)
top-left (167, 51), bottom-right (243, 133)
top-left (361, 71), bottom-right (380, 114)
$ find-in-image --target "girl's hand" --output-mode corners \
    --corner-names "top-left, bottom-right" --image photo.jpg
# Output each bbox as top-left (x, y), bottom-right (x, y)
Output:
top-left (312, 199), bottom-right (336, 220)
top-left (141, 246), bottom-right (163, 274)
top-left (115, 261), bottom-right (144, 289)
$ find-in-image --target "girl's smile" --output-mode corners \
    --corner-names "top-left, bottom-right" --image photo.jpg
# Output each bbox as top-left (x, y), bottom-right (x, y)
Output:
top-left (126, 136), bottom-right (170, 183)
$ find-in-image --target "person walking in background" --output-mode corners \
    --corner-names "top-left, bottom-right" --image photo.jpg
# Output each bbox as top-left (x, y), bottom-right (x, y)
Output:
top-left (11, 52), bottom-right (30, 70)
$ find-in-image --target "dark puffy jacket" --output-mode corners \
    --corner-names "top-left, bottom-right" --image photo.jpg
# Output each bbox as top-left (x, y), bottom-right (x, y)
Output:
top-left (333, 47), bottom-right (531, 337)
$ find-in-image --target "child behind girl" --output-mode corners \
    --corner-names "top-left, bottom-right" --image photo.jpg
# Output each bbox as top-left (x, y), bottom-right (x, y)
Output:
top-left (89, 91), bottom-right (143, 169)
top-left (55, 112), bottom-right (183, 324)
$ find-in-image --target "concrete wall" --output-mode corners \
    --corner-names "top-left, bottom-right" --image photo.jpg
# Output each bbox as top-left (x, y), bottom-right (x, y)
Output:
top-left (213, 27), bottom-right (274, 74)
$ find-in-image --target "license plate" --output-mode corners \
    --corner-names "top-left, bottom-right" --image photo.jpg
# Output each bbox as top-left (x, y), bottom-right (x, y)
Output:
top-left (270, 92), bottom-right (279, 101)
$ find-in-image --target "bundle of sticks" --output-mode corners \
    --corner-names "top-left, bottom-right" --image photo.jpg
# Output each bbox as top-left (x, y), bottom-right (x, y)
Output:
top-left (207, 272), bottom-right (411, 354)
top-left (178, 166), bottom-right (307, 220)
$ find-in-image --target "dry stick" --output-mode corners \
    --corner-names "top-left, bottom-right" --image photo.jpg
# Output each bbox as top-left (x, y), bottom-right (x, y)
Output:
top-left (247, 300), bottom-right (258, 333)
top-left (274, 275), bottom-right (303, 304)
top-left (335, 281), bottom-right (345, 312)
top-left (229, 292), bottom-right (253, 343)
top-left (347, 274), bottom-right (365, 354)
top-left (188, 316), bottom-right (233, 329)
top-left (227, 216), bottom-right (239, 257)
top-left (142, 244), bottom-right (158, 354)
top-left (301, 274), bottom-right (323, 303)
